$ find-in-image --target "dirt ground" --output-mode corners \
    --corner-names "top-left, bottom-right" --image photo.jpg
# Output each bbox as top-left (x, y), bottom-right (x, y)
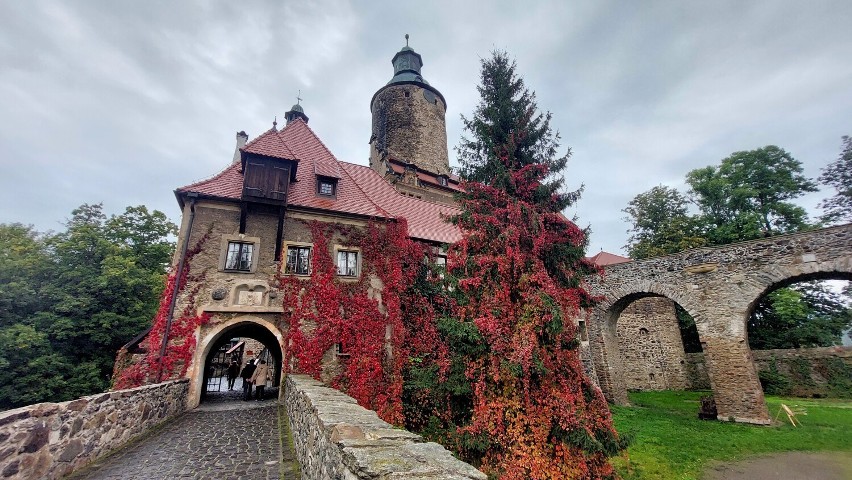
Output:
top-left (703, 451), bottom-right (852, 480)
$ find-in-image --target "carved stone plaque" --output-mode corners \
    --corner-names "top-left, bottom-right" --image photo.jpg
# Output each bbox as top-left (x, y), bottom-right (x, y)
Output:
top-left (237, 291), bottom-right (263, 306)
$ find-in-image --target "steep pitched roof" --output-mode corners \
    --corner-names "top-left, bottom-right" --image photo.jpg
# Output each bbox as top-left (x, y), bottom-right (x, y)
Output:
top-left (241, 126), bottom-right (297, 160)
top-left (175, 119), bottom-right (461, 244)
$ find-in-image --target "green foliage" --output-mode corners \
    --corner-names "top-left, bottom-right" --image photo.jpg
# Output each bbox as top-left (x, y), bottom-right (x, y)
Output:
top-left (675, 304), bottom-right (703, 353)
top-left (456, 50), bottom-right (580, 211)
top-left (686, 146), bottom-right (817, 243)
top-left (611, 390), bottom-right (852, 480)
top-left (818, 135), bottom-right (852, 224)
top-left (748, 282), bottom-right (852, 350)
top-left (816, 358), bottom-right (852, 398)
top-left (622, 185), bottom-right (706, 259)
top-left (758, 359), bottom-right (792, 396)
top-left (0, 204), bottom-right (176, 410)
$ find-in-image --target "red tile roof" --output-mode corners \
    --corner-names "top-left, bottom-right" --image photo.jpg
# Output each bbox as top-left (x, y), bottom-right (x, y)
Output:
top-left (176, 119), bottom-right (461, 244)
top-left (241, 126), bottom-right (297, 160)
top-left (386, 160), bottom-right (463, 192)
top-left (586, 251), bottom-right (632, 266)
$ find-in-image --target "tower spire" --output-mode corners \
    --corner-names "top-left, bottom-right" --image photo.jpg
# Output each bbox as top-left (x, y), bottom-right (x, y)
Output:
top-left (285, 93), bottom-right (309, 125)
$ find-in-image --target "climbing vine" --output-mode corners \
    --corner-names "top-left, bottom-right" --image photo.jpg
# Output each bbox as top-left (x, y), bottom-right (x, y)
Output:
top-left (281, 220), bottom-right (430, 424)
top-left (114, 231), bottom-right (212, 389)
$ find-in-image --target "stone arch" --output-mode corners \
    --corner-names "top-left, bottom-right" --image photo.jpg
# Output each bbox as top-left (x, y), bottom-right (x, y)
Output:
top-left (743, 260), bottom-right (852, 324)
top-left (187, 316), bottom-right (285, 408)
top-left (590, 283), bottom-right (706, 406)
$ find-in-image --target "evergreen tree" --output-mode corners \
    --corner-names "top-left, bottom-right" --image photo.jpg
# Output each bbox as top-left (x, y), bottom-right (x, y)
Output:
top-left (457, 50), bottom-right (580, 211)
top-left (446, 51), bottom-right (624, 478)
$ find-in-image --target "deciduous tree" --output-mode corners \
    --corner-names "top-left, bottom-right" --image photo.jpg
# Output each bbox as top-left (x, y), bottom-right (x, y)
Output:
top-left (818, 135), bottom-right (852, 224)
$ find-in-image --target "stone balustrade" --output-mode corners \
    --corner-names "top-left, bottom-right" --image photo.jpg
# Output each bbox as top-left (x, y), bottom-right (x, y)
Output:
top-left (0, 379), bottom-right (188, 480)
top-left (284, 374), bottom-right (486, 479)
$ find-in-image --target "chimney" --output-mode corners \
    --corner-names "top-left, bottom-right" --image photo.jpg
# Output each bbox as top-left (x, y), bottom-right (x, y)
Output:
top-left (232, 131), bottom-right (248, 164)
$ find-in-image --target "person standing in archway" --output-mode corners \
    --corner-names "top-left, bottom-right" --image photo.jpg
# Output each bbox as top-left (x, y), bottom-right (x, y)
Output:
top-left (226, 359), bottom-right (239, 391)
top-left (240, 359), bottom-right (256, 401)
top-left (250, 360), bottom-right (269, 401)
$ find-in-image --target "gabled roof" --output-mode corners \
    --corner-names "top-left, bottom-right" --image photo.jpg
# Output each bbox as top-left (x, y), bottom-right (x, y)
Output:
top-left (176, 119), bottom-right (460, 244)
top-left (587, 251), bottom-right (632, 266)
top-left (241, 126), bottom-right (297, 160)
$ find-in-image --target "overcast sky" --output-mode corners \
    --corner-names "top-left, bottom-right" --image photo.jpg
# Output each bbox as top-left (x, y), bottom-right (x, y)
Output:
top-left (1, 1), bottom-right (850, 256)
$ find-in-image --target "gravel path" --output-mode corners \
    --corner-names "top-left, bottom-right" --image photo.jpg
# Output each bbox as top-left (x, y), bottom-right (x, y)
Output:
top-left (703, 451), bottom-right (852, 480)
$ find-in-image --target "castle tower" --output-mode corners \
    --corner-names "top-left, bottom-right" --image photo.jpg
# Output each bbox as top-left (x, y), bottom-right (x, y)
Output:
top-left (369, 36), bottom-right (450, 181)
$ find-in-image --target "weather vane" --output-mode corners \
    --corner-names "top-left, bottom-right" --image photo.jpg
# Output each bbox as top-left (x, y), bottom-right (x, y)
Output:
top-left (272, 115), bottom-right (277, 129)
top-left (296, 89), bottom-right (302, 106)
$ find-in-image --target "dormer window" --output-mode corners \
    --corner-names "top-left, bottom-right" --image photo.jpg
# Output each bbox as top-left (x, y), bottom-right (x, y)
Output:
top-left (317, 176), bottom-right (337, 196)
top-left (437, 175), bottom-right (448, 187)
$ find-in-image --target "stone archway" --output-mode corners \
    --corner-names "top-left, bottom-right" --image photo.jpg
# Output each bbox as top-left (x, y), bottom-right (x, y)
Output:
top-left (586, 224), bottom-right (852, 425)
top-left (187, 316), bottom-right (285, 409)
top-left (588, 285), bottom-right (705, 408)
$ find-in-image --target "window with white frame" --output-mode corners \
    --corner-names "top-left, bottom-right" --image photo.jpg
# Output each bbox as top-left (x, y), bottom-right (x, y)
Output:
top-left (285, 245), bottom-right (312, 275)
top-left (336, 250), bottom-right (359, 277)
top-left (224, 242), bottom-right (254, 271)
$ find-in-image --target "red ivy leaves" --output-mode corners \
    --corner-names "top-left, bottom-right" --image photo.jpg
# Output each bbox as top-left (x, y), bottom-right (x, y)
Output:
top-left (447, 162), bottom-right (622, 478)
top-left (282, 220), bottom-right (430, 425)
top-left (114, 231), bottom-right (211, 389)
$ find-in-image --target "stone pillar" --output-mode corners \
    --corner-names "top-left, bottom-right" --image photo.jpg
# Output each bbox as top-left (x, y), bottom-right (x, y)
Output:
top-left (701, 336), bottom-right (770, 424)
top-left (588, 309), bottom-right (629, 405)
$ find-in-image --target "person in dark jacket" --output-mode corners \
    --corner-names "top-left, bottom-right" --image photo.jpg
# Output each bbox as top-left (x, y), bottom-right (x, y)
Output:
top-left (226, 360), bottom-right (239, 391)
top-left (240, 360), bottom-right (257, 401)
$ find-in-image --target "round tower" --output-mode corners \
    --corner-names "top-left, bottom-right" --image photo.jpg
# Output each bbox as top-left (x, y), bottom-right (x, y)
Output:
top-left (370, 37), bottom-right (449, 176)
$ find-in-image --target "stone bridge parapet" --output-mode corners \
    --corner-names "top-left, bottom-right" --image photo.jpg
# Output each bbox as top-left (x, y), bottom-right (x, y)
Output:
top-left (585, 223), bottom-right (852, 424)
top-left (0, 380), bottom-right (189, 480)
top-left (284, 374), bottom-right (486, 479)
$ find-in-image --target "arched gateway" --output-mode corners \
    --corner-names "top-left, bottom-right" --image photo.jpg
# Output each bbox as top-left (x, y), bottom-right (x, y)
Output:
top-left (187, 316), bottom-right (285, 408)
top-left (585, 223), bottom-right (852, 424)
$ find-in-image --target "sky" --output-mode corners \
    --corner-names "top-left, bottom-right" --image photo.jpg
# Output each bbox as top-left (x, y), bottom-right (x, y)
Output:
top-left (1, 1), bottom-right (851, 256)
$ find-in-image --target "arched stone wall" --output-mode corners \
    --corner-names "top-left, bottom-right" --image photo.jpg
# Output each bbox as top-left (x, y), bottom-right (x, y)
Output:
top-left (187, 315), bottom-right (285, 408)
top-left (587, 223), bottom-right (852, 424)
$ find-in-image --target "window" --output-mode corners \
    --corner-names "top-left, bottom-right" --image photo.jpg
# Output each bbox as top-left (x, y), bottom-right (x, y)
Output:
top-left (225, 242), bottom-right (253, 271)
top-left (437, 175), bottom-right (448, 187)
top-left (578, 320), bottom-right (589, 342)
top-left (317, 177), bottom-right (337, 196)
top-left (337, 250), bottom-right (358, 277)
top-left (334, 342), bottom-right (349, 356)
top-left (285, 246), bottom-right (311, 275)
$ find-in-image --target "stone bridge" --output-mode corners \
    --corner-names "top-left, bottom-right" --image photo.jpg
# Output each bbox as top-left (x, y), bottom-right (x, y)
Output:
top-left (585, 223), bottom-right (852, 424)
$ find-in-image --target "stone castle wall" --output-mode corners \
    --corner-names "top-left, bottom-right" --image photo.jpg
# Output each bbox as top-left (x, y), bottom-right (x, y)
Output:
top-left (616, 297), bottom-right (689, 391)
top-left (0, 380), bottom-right (188, 480)
top-left (284, 375), bottom-right (485, 480)
top-left (371, 84), bottom-right (449, 175)
top-left (686, 346), bottom-right (852, 395)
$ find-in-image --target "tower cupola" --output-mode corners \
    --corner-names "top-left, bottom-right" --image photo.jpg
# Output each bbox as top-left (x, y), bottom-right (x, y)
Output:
top-left (369, 35), bottom-right (450, 177)
top-left (285, 93), bottom-right (309, 124)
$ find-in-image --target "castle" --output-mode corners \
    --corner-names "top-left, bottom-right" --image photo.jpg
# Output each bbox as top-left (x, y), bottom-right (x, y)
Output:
top-left (113, 40), bottom-right (488, 405)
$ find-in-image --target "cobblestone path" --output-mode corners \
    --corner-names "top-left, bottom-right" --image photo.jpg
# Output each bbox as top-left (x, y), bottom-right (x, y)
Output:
top-left (71, 390), bottom-right (299, 480)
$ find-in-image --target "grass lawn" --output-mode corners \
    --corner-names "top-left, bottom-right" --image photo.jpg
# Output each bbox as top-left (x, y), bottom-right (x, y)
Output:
top-left (610, 390), bottom-right (852, 479)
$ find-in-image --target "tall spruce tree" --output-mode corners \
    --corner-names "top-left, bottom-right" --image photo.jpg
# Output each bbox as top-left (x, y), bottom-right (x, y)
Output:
top-left (447, 51), bottom-right (624, 478)
top-left (457, 50), bottom-right (580, 211)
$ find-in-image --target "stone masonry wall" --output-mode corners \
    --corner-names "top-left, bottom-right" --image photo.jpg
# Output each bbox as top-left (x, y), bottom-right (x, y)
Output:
top-left (587, 223), bottom-right (852, 423)
top-left (686, 346), bottom-right (852, 395)
top-left (0, 380), bottom-right (188, 480)
top-left (371, 84), bottom-right (449, 176)
top-left (616, 297), bottom-right (689, 391)
top-left (285, 375), bottom-right (486, 480)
